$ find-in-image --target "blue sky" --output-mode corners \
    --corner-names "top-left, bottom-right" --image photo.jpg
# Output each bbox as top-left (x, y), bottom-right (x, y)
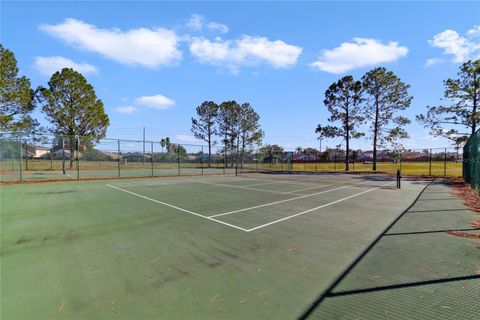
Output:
top-left (2, 1), bottom-right (480, 151)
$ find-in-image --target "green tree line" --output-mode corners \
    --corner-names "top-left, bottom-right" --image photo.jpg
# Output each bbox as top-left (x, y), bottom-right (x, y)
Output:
top-left (317, 61), bottom-right (479, 171)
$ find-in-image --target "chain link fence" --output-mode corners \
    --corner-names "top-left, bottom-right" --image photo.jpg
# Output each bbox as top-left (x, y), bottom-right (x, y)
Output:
top-left (0, 132), bottom-right (465, 183)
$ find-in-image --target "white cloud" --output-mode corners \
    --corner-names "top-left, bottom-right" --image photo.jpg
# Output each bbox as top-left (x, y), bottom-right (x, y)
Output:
top-left (175, 134), bottom-right (200, 143)
top-left (186, 14), bottom-right (228, 34)
top-left (186, 14), bottom-right (203, 31)
top-left (207, 22), bottom-right (228, 34)
top-left (116, 106), bottom-right (136, 114)
top-left (34, 56), bottom-right (98, 76)
top-left (425, 58), bottom-right (444, 67)
top-left (466, 25), bottom-right (480, 36)
top-left (310, 38), bottom-right (408, 74)
top-left (190, 35), bottom-right (302, 73)
top-left (135, 94), bottom-right (175, 109)
top-left (429, 26), bottom-right (480, 63)
top-left (39, 18), bottom-right (181, 68)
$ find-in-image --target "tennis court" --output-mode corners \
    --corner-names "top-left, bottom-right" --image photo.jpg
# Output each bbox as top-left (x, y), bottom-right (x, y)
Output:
top-left (1, 173), bottom-right (478, 319)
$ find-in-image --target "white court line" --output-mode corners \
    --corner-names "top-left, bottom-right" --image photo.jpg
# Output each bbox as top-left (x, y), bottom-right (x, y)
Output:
top-left (106, 184), bottom-right (249, 232)
top-left (245, 184), bottom-right (390, 232)
top-left (111, 176), bottom-right (237, 187)
top-left (201, 181), bottom-right (295, 195)
top-left (209, 185), bottom-right (353, 218)
top-left (202, 180), bottom-right (335, 196)
top-left (241, 180), bottom-right (297, 187)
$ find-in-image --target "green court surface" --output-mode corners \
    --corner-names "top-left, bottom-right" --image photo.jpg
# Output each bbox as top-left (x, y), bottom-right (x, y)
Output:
top-left (1, 174), bottom-right (478, 319)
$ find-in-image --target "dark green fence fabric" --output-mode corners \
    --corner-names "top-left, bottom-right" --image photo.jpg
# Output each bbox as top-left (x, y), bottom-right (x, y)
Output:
top-left (463, 129), bottom-right (480, 191)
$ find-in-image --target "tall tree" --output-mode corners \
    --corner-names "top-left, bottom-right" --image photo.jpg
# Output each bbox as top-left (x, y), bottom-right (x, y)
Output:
top-left (191, 101), bottom-right (218, 167)
top-left (36, 68), bottom-right (109, 168)
top-left (217, 101), bottom-right (241, 166)
top-left (238, 103), bottom-right (263, 165)
top-left (362, 67), bottom-right (412, 171)
top-left (417, 59), bottom-right (480, 144)
top-left (0, 44), bottom-right (37, 131)
top-left (259, 144), bottom-right (284, 154)
top-left (323, 76), bottom-right (364, 171)
top-left (160, 138), bottom-right (166, 152)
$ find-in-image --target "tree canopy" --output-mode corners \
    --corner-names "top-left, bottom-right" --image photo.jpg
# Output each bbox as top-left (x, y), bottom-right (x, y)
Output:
top-left (191, 101), bottom-right (218, 167)
top-left (36, 68), bottom-right (109, 167)
top-left (417, 59), bottom-right (480, 146)
top-left (0, 44), bottom-right (36, 131)
top-left (323, 75), bottom-right (364, 171)
top-left (362, 67), bottom-right (412, 170)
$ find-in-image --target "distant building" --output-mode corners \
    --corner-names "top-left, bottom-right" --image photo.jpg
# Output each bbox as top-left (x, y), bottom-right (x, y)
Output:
top-left (25, 145), bottom-right (49, 158)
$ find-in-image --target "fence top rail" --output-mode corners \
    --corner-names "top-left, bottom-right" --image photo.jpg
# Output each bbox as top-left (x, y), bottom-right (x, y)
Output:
top-left (0, 131), bottom-right (209, 148)
top-left (0, 131), bottom-right (467, 152)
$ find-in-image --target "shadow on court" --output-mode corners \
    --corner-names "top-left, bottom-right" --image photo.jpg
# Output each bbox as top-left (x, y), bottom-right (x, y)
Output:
top-left (300, 179), bottom-right (480, 319)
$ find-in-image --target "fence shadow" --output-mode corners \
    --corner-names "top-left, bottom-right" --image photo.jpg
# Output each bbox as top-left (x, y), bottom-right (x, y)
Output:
top-left (299, 179), bottom-right (480, 319)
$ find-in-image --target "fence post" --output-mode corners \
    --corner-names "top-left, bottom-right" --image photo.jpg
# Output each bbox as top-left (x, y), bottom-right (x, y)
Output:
top-left (201, 146), bottom-right (204, 175)
top-left (334, 152), bottom-right (337, 171)
top-left (62, 136), bottom-right (65, 175)
top-left (177, 146), bottom-right (180, 175)
top-left (117, 139), bottom-right (121, 178)
top-left (304, 151), bottom-right (307, 172)
top-left (25, 142), bottom-right (28, 171)
top-left (77, 137), bottom-right (80, 180)
top-left (429, 149), bottom-right (432, 176)
top-left (19, 133), bottom-right (23, 182)
top-left (50, 145), bottom-right (53, 170)
top-left (443, 148), bottom-right (447, 176)
top-left (151, 142), bottom-right (154, 177)
top-left (400, 151), bottom-right (403, 172)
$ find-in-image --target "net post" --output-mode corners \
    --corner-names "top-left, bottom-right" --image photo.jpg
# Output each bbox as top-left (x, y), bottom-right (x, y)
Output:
top-left (151, 142), bottom-right (154, 177)
top-left (117, 139), bottom-right (121, 178)
top-left (443, 147), bottom-right (447, 176)
top-left (396, 169), bottom-right (401, 189)
top-left (429, 149), bottom-right (432, 176)
top-left (76, 136), bottom-right (80, 180)
top-left (19, 132), bottom-right (23, 182)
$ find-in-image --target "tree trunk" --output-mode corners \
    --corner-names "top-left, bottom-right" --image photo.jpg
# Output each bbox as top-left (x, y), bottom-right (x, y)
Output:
top-left (241, 132), bottom-right (246, 169)
top-left (345, 109), bottom-right (350, 172)
top-left (373, 97), bottom-right (379, 172)
top-left (224, 132), bottom-right (228, 168)
top-left (207, 126), bottom-right (212, 168)
top-left (69, 136), bottom-right (75, 169)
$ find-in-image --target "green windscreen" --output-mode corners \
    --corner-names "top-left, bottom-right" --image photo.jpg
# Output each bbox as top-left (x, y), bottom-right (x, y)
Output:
top-left (463, 129), bottom-right (480, 191)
